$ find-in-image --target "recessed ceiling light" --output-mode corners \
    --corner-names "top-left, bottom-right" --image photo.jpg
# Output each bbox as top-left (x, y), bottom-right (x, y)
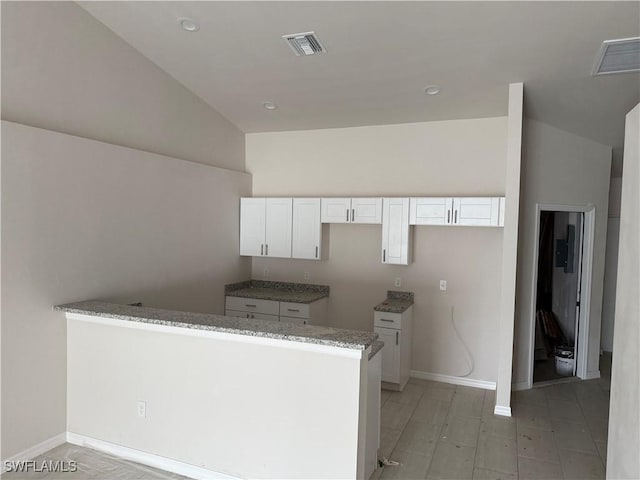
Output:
top-left (424, 85), bottom-right (441, 95)
top-left (262, 101), bottom-right (278, 110)
top-left (179, 18), bottom-right (199, 32)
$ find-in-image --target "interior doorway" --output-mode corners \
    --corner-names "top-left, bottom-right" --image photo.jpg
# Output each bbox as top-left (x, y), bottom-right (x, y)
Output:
top-left (531, 207), bottom-right (593, 385)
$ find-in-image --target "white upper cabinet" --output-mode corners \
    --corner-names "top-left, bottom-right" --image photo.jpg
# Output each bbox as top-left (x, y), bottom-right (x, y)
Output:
top-left (240, 197), bottom-right (292, 258)
top-left (452, 197), bottom-right (504, 226)
top-left (409, 197), bottom-right (504, 227)
top-left (265, 198), bottom-right (293, 257)
top-left (240, 198), bottom-right (267, 256)
top-left (321, 197), bottom-right (382, 224)
top-left (321, 197), bottom-right (351, 223)
top-left (409, 197), bottom-right (451, 225)
top-left (382, 198), bottom-right (411, 265)
top-left (292, 198), bottom-right (322, 260)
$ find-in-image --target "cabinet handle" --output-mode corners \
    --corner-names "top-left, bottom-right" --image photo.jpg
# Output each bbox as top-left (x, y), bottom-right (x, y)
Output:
top-left (245, 304), bottom-right (257, 308)
top-left (383, 249), bottom-right (386, 262)
top-left (454, 210), bottom-right (458, 223)
top-left (346, 209), bottom-right (349, 222)
top-left (265, 244), bottom-right (269, 256)
top-left (396, 331), bottom-right (399, 345)
top-left (380, 319), bottom-right (394, 323)
top-left (315, 246), bottom-right (318, 258)
top-left (287, 309), bottom-right (300, 312)
top-left (447, 210), bottom-right (451, 223)
top-left (351, 208), bottom-right (355, 222)
top-left (261, 244), bottom-right (264, 255)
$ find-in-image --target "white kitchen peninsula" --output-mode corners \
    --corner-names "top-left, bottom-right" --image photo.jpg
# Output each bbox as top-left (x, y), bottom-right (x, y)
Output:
top-left (55, 301), bottom-right (381, 480)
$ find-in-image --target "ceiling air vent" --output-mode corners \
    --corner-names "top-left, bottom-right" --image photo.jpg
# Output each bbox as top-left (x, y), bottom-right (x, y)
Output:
top-left (593, 37), bottom-right (640, 75)
top-left (282, 31), bottom-right (326, 56)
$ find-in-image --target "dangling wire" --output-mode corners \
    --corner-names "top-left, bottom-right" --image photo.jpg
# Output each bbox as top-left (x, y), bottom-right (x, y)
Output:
top-left (451, 306), bottom-right (474, 377)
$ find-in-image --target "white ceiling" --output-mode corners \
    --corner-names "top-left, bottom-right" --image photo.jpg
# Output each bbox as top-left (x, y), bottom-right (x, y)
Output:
top-left (79, 1), bottom-right (639, 150)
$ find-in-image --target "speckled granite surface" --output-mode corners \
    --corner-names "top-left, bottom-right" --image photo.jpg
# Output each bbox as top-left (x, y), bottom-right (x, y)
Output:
top-left (225, 280), bottom-right (329, 303)
top-left (369, 340), bottom-right (384, 360)
top-left (374, 290), bottom-right (414, 313)
top-left (54, 300), bottom-right (375, 350)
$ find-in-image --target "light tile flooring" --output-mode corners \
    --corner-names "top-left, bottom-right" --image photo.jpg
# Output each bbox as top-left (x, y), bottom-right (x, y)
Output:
top-left (4, 370), bottom-right (610, 480)
top-left (375, 375), bottom-right (610, 480)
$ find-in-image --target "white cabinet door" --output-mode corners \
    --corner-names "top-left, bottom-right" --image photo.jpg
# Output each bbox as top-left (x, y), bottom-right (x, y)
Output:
top-left (452, 197), bottom-right (502, 226)
top-left (292, 198), bottom-right (322, 259)
top-left (321, 198), bottom-right (351, 223)
top-left (382, 198), bottom-right (411, 265)
top-left (265, 198), bottom-right (292, 258)
top-left (409, 197), bottom-right (452, 225)
top-left (240, 198), bottom-right (266, 256)
top-left (376, 327), bottom-right (400, 383)
top-left (351, 198), bottom-right (383, 224)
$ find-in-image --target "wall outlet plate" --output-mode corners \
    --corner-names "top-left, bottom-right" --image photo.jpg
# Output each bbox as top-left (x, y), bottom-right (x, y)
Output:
top-left (440, 280), bottom-right (447, 291)
top-left (304, 271), bottom-right (311, 280)
top-left (394, 277), bottom-right (402, 287)
top-left (137, 400), bottom-right (146, 418)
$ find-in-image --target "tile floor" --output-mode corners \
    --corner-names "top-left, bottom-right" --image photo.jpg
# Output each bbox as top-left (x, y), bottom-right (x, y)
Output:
top-left (3, 368), bottom-right (611, 480)
top-left (375, 374), bottom-right (610, 480)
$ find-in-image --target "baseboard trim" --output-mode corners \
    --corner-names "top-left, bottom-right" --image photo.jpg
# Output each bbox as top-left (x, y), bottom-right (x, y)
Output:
top-left (494, 405), bottom-right (512, 417)
top-left (512, 381), bottom-right (530, 391)
top-left (410, 370), bottom-right (496, 390)
top-left (66, 432), bottom-right (239, 480)
top-left (584, 370), bottom-right (601, 380)
top-left (1, 433), bottom-right (67, 473)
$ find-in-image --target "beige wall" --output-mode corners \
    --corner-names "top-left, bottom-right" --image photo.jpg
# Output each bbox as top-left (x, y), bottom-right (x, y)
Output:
top-left (601, 177), bottom-right (622, 352)
top-left (513, 119), bottom-right (611, 387)
top-left (1, 1), bottom-right (244, 171)
top-left (247, 117), bottom-right (508, 383)
top-left (607, 103), bottom-right (639, 479)
top-left (1, 121), bottom-right (251, 459)
top-left (67, 317), bottom-right (364, 479)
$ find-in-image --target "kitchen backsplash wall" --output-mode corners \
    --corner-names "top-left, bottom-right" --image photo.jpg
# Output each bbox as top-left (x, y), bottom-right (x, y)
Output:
top-left (247, 116), bottom-right (508, 383)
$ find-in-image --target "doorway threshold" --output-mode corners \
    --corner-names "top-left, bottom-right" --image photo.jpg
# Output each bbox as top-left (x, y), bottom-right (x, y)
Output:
top-left (533, 376), bottom-right (581, 388)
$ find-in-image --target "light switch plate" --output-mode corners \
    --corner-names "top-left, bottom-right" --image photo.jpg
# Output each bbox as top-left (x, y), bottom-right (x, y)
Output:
top-left (440, 280), bottom-right (447, 291)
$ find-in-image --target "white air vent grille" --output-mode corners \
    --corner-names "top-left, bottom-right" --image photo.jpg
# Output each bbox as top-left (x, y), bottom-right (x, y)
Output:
top-left (593, 37), bottom-right (640, 75)
top-left (282, 31), bottom-right (326, 56)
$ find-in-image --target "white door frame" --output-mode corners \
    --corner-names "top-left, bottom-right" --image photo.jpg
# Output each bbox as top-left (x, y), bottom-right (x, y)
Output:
top-left (527, 203), bottom-right (596, 388)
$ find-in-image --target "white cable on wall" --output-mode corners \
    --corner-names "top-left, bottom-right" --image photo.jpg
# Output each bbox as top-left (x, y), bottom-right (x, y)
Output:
top-left (451, 306), bottom-right (474, 377)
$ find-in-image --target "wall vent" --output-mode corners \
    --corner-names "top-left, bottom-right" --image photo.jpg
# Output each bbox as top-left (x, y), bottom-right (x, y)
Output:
top-left (282, 32), bottom-right (326, 56)
top-left (592, 37), bottom-right (640, 75)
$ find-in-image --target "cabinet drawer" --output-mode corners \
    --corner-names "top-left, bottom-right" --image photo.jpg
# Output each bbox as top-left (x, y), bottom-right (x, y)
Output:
top-left (225, 296), bottom-right (280, 315)
top-left (225, 309), bottom-right (279, 322)
top-left (374, 311), bottom-right (402, 329)
top-left (280, 316), bottom-right (307, 326)
top-left (280, 302), bottom-right (310, 319)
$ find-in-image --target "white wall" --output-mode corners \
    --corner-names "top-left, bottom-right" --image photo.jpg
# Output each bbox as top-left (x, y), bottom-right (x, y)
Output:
top-left (247, 117), bottom-right (508, 384)
top-left (1, 122), bottom-right (251, 459)
top-left (67, 317), bottom-right (364, 479)
top-left (1, 1), bottom-right (245, 171)
top-left (513, 119), bottom-right (611, 387)
top-left (607, 103), bottom-right (639, 479)
top-left (601, 177), bottom-right (622, 352)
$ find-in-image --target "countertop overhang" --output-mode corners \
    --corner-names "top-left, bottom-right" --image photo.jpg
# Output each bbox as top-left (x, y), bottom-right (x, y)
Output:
top-left (55, 300), bottom-right (377, 351)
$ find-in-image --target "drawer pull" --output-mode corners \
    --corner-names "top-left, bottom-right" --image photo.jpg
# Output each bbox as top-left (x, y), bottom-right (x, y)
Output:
top-left (287, 308), bottom-right (300, 312)
top-left (346, 209), bottom-right (349, 221)
top-left (396, 331), bottom-right (399, 345)
top-left (351, 208), bottom-right (355, 222)
top-left (315, 246), bottom-right (318, 258)
top-left (454, 210), bottom-right (458, 223)
top-left (380, 319), bottom-right (394, 323)
top-left (245, 304), bottom-right (257, 308)
top-left (261, 244), bottom-right (264, 255)
top-left (265, 244), bottom-right (269, 256)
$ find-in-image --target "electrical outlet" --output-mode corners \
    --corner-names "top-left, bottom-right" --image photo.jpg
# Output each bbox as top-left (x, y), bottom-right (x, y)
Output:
top-left (263, 267), bottom-right (268, 277)
top-left (304, 271), bottom-right (311, 280)
top-left (394, 277), bottom-right (402, 287)
top-left (440, 280), bottom-right (447, 291)
top-left (137, 400), bottom-right (147, 418)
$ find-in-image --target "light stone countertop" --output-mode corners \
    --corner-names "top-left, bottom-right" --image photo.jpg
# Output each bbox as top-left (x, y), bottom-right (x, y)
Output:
top-left (225, 280), bottom-right (329, 303)
top-left (54, 300), bottom-right (377, 351)
top-left (374, 291), bottom-right (415, 314)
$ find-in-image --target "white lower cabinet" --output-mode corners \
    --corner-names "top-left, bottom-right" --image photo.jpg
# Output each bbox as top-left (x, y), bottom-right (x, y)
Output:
top-left (374, 307), bottom-right (412, 391)
top-left (225, 296), bottom-right (327, 326)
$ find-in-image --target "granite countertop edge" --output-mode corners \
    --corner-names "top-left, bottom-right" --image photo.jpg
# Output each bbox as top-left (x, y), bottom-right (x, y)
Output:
top-left (54, 301), bottom-right (376, 351)
top-left (224, 280), bottom-right (330, 304)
